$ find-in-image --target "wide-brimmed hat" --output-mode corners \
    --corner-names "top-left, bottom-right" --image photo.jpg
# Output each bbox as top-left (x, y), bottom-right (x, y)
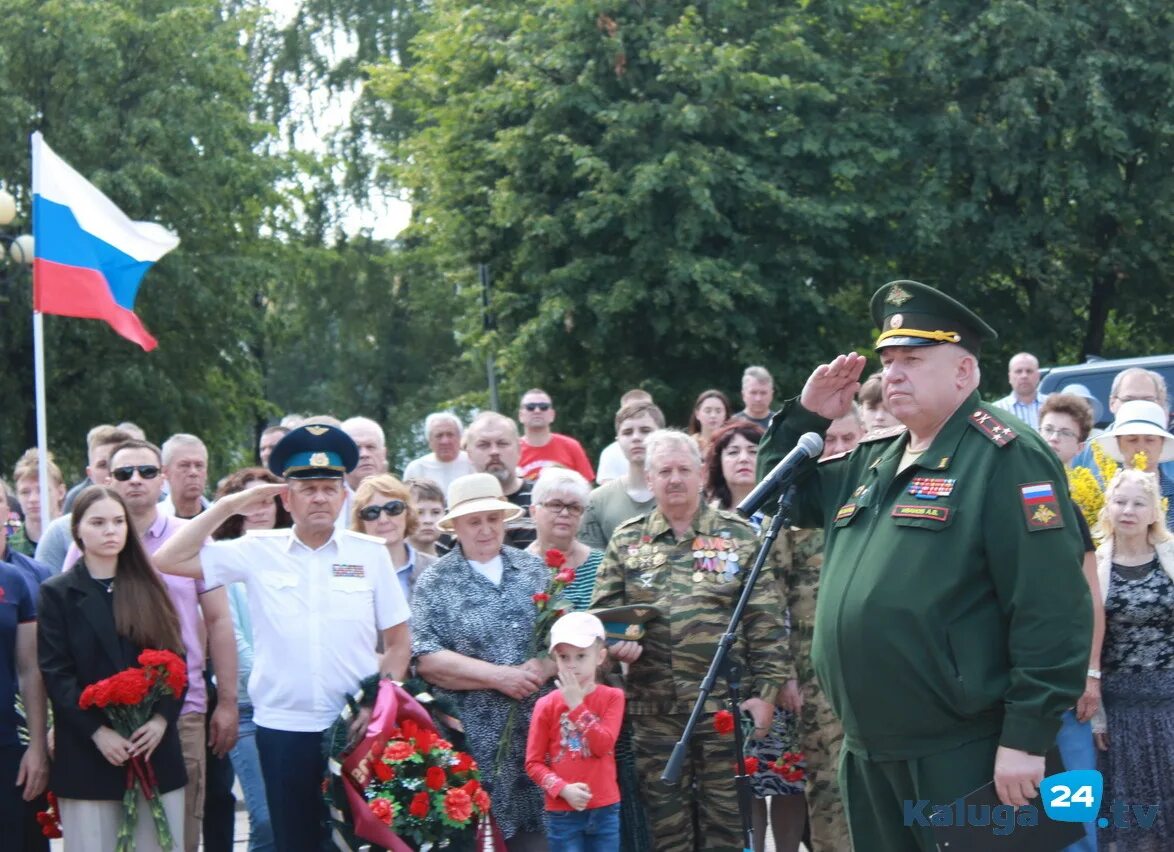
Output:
top-left (438, 473), bottom-right (524, 532)
top-left (1093, 400), bottom-right (1174, 463)
top-left (1059, 383), bottom-right (1104, 424)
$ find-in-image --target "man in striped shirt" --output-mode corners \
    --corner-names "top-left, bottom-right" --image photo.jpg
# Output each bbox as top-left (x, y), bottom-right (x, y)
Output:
top-left (994, 351), bottom-right (1048, 429)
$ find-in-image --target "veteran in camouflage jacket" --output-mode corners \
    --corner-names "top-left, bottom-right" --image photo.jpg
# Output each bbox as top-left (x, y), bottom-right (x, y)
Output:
top-left (592, 429), bottom-right (789, 852)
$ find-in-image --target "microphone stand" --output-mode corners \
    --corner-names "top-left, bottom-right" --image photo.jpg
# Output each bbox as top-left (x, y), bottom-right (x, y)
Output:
top-left (661, 483), bottom-right (799, 852)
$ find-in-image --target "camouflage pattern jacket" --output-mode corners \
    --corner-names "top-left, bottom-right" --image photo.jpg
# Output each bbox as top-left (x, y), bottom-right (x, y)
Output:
top-left (592, 503), bottom-right (791, 715)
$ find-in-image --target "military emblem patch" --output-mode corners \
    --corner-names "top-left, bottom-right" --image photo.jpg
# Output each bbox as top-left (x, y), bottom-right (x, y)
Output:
top-left (886, 283), bottom-right (913, 306)
top-left (1020, 482), bottom-right (1064, 531)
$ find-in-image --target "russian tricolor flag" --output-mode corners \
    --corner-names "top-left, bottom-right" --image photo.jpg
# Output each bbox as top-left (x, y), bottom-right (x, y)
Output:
top-left (31, 132), bottom-right (178, 351)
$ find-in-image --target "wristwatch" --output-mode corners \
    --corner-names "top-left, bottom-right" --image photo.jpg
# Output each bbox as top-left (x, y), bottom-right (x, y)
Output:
top-left (1087, 668), bottom-right (1102, 679)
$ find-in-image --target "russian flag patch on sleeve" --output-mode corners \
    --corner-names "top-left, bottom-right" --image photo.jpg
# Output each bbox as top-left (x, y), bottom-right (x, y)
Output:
top-left (1020, 481), bottom-right (1064, 531)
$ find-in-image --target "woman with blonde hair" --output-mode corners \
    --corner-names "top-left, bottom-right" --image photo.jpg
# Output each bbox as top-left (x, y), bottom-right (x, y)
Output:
top-left (1095, 468), bottom-right (1174, 851)
top-left (351, 473), bottom-right (437, 602)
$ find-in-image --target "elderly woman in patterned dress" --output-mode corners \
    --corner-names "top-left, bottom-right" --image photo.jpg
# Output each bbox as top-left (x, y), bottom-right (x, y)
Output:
top-left (411, 473), bottom-right (555, 851)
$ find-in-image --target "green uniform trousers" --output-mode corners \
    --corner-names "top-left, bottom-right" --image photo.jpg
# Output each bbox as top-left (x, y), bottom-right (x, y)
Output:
top-left (630, 713), bottom-right (745, 852)
top-left (839, 734), bottom-right (999, 852)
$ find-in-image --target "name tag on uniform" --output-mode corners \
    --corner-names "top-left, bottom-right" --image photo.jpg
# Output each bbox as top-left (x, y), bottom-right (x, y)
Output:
top-left (891, 504), bottom-right (951, 523)
top-left (331, 563), bottom-right (365, 578)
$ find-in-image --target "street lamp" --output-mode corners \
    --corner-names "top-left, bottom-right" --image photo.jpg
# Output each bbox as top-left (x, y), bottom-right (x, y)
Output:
top-left (0, 187), bottom-right (34, 266)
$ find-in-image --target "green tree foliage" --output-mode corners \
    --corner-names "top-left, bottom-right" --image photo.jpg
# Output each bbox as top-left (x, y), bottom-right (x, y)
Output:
top-left (373, 0), bottom-right (907, 447)
top-left (889, 0), bottom-right (1174, 368)
top-left (0, 0), bottom-right (282, 475)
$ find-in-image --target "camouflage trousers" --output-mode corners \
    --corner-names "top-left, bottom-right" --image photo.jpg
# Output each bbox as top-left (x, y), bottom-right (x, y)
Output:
top-left (797, 639), bottom-right (853, 851)
top-left (629, 712), bottom-right (745, 852)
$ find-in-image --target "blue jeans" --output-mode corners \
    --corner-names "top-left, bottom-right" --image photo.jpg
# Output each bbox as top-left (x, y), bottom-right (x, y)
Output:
top-left (229, 706), bottom-right (274, 852)
top-left (1056, 708), bottom-right (1097, 852)
top-left (256, 725), bottom-right (328, 852)
top-left (544, 802), bottom-right (620, 852)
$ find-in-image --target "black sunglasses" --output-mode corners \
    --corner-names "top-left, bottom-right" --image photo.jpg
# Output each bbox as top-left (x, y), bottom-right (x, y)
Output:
top-left (359, 500), bottom-right (407, 521)
top-left (523, 402), bottom-right (552, 411)
top-left (112, 465), bottom-right (161, 482)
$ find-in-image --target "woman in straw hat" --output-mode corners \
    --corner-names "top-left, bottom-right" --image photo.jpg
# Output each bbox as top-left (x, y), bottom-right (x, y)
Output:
top-left (410, 473), bottom-right (555, 851)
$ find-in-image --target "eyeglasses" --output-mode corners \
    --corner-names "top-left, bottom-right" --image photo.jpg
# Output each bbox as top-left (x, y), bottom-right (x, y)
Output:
top-left (541, 500), bottom-right (584, 517)
top-left (523, 402), bottom-right (552, 411)
top-left (1040, 425), bottom-right (1079, 440)
top-left (358, 500), bottom-right (407, 521)
top-left (112, 465), bottom-right (161, 482)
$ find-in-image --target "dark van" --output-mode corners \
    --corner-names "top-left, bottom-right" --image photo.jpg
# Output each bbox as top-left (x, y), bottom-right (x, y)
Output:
top-left (1038, 354), bottom-right (1174, 428)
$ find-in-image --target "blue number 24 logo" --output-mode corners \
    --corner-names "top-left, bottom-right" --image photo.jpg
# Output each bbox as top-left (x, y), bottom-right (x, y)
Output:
top-left (1041, 770), bottom-right (1104, 824)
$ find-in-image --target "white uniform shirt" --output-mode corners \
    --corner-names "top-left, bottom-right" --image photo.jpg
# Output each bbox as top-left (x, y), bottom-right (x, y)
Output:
top-left (200, 526), bottom-right (410, 731)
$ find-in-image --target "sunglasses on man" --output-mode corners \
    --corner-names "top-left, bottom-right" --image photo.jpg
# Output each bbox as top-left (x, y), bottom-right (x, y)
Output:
top-left (112, 465), bottom-right (161, 482)
top-left (523, 402), bottom-right (552, 411)
top-left (358, 500), bottom-right (408, 521)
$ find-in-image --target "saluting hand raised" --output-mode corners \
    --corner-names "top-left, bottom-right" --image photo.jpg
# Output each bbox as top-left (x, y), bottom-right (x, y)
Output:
top-left (800, 353), bottom-right (869, 421)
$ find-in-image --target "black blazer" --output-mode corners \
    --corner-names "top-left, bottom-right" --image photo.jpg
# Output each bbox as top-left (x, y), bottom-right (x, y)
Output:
top-left (37, 562), bottom-right (187, 800)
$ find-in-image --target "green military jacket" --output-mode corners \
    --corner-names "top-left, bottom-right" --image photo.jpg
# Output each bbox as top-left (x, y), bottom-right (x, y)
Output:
top-left (591, 502), bottom-right (791, 715)
top-left (759, 392), bottom-right (1091, 761)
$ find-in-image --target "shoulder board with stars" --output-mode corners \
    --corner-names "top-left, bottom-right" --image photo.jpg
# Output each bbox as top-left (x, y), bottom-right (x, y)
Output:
top-left (858, 424), bottom-right (907, 444)
top-left (968, 408), bottom-right (1018, 447)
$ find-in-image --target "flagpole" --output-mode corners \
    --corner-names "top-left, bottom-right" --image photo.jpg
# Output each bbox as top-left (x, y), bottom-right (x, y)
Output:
top-left (33, 311), bottom-right (51, 536)
top-left (30, 131), bottom-right (51, 537)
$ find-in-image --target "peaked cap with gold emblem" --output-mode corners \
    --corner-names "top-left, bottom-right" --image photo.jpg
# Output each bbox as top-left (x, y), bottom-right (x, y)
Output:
top-left (267, 423), bottom-right (359, 480)
top-left (870, 279), bottom-right (997, 355)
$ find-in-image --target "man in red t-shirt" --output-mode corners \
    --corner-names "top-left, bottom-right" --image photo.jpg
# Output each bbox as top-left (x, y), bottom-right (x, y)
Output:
top-left (517, 389), bottom-right (596, 482)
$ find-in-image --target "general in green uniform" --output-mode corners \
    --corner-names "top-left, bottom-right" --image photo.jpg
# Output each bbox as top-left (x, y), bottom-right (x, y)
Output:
top-left (592, 430), bottom-right (790, 852)
top-left (758, 280), bottom-right (1092, 851)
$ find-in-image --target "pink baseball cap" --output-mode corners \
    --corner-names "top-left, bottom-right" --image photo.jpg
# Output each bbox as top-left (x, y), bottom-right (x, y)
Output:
top-left (549, 612), bottom-right (606, 651)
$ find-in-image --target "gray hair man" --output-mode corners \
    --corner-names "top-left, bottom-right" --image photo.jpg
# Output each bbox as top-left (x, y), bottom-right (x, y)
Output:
top-left (401, 411), bottom-right (475, 497)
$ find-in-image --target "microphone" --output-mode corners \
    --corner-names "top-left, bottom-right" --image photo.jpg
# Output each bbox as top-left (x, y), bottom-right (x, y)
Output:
top-left (737, 432), bottom-right (824, 518)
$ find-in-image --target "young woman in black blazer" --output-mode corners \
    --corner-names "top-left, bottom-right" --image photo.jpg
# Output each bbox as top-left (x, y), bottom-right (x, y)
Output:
top-left (37, 486), bottom-right (187, 850)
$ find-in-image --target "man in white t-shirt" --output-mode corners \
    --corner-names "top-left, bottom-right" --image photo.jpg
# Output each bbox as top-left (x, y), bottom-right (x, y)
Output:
top-left (401, 411), bottom-right (476, 497)
top-left (153, 424), bottom-right (411, 852)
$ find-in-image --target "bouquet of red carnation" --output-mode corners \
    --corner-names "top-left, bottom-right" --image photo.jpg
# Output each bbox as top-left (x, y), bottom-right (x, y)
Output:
top-left (79, 649), bottom-right (187, 851)
top-left (329, 678), bottom-right (503, 851)
top-left (771, 751), bottom-right (807, 783)
top-left (35, 791), bottom-right (63, 838)
top-left (494, 549), bottom-right (576, 774)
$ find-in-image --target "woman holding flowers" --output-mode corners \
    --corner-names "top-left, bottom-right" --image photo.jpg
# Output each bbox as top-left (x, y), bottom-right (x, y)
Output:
top-left (411, 473), bottom-right (555, 851)
top-left (37, 486), bottom-right (188, 850)
top-left (527, 468), bottom-right (599, 611)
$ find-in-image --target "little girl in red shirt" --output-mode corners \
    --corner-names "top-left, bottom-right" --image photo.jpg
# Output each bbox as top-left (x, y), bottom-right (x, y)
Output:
top-left (524, 612), bottom-right (625, 851)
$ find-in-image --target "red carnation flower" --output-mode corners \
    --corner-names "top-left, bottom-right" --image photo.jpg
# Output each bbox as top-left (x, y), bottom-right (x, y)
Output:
top-left (425, 765), bottom-right (447, 791)
top-left (435, 738), bottom-right (453, 750)
top-left (545, 549), bottom-right (568, 569)
top-left (713, 710), bottom-right (735, 734)
top-left (783, 768), bottom-right (805, 782)
top-left (743, 756), bottom-right (760, 775)
top-left (384, 740), bottom-right (415, 762)
top-left (401, 719), bottom-right (419, 740)
top-left (415, 729), bottom-right (437, 754)
top-left (409, 791), bottom-right (430, 818)
top-left (532, 592), bottom-right (550, 609)
top-left (444, 788), bottom-right (474, 823)
top-left (473, 788), bottom-right (491, 812)
top-left (139, 649), bottom-right (187, 696)
top-left (461, 779), bottom-right (481, 796)
top-left (453, 752), bottom-right (477, 773)
top-left (369, 797), bottom-right (393, 825)
top-left (373, 760), bottom-right (394, 782)
top-left (555, 568), bottom-right (576, 584)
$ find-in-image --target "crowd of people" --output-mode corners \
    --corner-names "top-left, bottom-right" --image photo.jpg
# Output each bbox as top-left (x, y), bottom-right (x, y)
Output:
top-left (0, 281), bottom-right (1171, 852)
